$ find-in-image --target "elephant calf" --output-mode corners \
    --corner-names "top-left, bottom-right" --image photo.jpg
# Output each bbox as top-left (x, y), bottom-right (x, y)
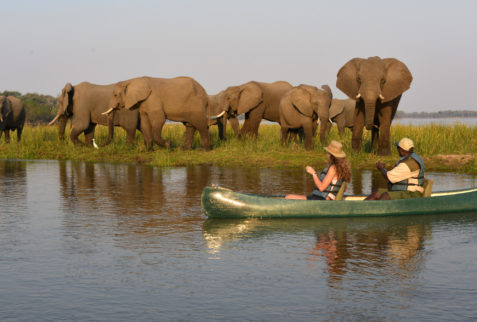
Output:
top-left (328, 98), bottom-right (355, 136)
top-left (279, 84), bottom-right (332, 150)
top-left (0, 95), bottom-right (25, 143)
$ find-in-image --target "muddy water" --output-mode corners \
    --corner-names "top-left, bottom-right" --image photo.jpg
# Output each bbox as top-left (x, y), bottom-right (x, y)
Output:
top-left (1, 160), bottom-right (477, 321)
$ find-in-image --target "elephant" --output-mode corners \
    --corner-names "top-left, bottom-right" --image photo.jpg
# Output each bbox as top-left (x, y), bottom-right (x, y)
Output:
top-left (48, 82), bottom-right (141, 146)
top-left (207, 91), bottom-right (239, 140)
top-left (216, 81), bottom-right (293, 138)
top-left (0, 95), bottom-right (25, 143)
top-left (327, 98), bottom-right (355, 136)
top-left (336, 56), bottom-right (413, 155)
top-left (279, 84), bottom-right (333, 150)
top-left (102, 76), bottom-right (209, 151)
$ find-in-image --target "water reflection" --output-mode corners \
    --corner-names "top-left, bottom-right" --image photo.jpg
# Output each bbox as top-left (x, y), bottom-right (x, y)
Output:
top-left (203, 216), bottom-right (439, 285)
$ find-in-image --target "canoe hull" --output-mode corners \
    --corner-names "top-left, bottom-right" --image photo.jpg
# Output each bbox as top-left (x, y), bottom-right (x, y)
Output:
top-left (201, 186), bottom-right (477, 219)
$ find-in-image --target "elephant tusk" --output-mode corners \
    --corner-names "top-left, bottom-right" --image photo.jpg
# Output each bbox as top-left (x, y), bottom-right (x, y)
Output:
top-left (374, 124), bottom-right (379, 128)
top-left (356, 93), bottom-right (361, 99)
top-left (102, 107), bottom-right (115, 115)
top-left (379, 94), bottom-right (385, 100)
top-left (209, 110), bottom-right (226, 120)
top-left (48, 114), bottom-right (60, 126)
top-left (328, 118), bottom-right (333, 124)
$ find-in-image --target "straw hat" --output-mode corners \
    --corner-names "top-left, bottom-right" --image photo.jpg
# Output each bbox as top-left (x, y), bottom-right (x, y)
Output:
top-left (395, 137), bottom-right (414, 151)
top-left (324, 140), bottom-right (346, 158)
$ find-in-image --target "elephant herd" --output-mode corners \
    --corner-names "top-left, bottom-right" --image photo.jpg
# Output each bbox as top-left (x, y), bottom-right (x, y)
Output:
top-left (1, 56), bottom-right (413, 156)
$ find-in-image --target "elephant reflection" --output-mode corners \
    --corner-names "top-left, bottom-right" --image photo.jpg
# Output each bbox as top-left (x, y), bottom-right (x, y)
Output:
top-left (336, 56), bottom-right (413, 155)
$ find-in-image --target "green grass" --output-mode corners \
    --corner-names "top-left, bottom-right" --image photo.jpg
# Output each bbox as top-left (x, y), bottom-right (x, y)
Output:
top-left (1, 123), bottom-right (476, 173)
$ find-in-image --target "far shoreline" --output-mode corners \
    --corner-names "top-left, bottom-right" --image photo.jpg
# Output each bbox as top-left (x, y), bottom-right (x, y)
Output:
top-left (0, 123), bottom-right (476, 174)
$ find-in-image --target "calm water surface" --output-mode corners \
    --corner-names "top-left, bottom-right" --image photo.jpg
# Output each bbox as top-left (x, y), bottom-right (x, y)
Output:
top-left (1, 160), bottom-right (477, 321)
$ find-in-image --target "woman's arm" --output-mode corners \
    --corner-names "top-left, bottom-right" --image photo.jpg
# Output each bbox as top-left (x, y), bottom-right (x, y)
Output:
top-left (306, 165), bottom-right (337, 192)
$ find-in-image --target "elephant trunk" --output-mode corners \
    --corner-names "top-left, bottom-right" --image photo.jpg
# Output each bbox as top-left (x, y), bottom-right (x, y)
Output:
top-left (57, 115), bottom-right (68, 140)
top-left (220, 114), bottom-right (227, 140)
top-left (364, 100), bottom-right (376, 131)
top-left (318, 116), bottom-right (328, 145)
top-left (99, 111), bottom-right (115, 147)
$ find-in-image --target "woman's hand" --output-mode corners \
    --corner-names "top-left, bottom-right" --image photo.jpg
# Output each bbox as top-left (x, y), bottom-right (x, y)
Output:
top-left (306, 166), bottom-right (316, 176)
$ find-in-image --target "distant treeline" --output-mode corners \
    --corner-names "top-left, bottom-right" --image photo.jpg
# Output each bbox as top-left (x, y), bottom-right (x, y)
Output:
top-left (1, 90), bottom-right (58, 124)
top-left (396, 110), bottom-right (477, 118)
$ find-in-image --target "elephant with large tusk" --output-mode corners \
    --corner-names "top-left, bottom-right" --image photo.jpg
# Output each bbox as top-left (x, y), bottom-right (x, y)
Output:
top-left (217, 81), bottom-right (293, 139)
top-left (49, 82), bottom-right (141, 146)
top-left (0, 95), bottom-right (25, 143)
top-left (207, 91), bottom-right (239, 140)
top-left (279, 84), bottom-right (333, 150)
top-left (337, 56), bottom-right (413, 155)
top-left (102, 76), bottom-right (210, 151)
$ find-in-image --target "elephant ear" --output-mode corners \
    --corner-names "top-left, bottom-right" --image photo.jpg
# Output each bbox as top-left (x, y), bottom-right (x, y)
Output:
top-left (237, 82), bottom-right (263, 115)
top-left (382, 58), bottom-right (413, 102)
top-left (124, 78), bottom-right (152, 110)
top-left (329, 99), bottom-right (345, 119)
top-left (336, 58), bottom-right (364, 99)
top-left (290, 87), bottom-right (313, 117)
top-left (59, 82), bottom-right (73, 115)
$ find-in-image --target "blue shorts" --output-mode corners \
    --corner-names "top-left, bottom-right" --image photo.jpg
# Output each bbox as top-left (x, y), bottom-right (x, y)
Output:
top-left (307, 194), bottom-right (326, 200)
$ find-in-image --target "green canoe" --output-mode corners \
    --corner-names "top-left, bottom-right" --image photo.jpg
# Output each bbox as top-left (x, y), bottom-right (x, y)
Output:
top-left (201, 185), bottom-right (477, 219)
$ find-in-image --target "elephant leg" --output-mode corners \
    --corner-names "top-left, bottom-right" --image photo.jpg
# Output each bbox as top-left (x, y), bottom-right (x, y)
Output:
top-left (4, 130), bottom-right (10, 143)
top-left (186, 114), bottom-right (210, 150)
top-left (229, 117), bottom-right (240, 136)
top-left (17, 127), bottom-right (23, 142)
top-left (217, 119), bottom-right (225, 140)
top-left (338, 126), bottom-right (345, 137)
top-left (303, 123), bottom-right (314, 150)
top-left (240, 108), bottom-right (263, 138)
top-left (83, 123), bottom-right (96, 146)
top-left (352, 102), bottom-right (365, 152)
top-left (70, 126), bottom-right (85, 145)
top-left (5, 130), bottom-right (11, 143)
top-left (182, 124), bottom-right (196, 150)
top-left (377, 104), bottom-right (393, 155)
top-left (0, 130), bottom-right (3, 141)
top-left (148, 112), bottom-right (170, 149)
top-left (197, 125), bottom-right (210, 151)
top-left (371, 127), bottom-right (379, 153)
top-left (280, 126), bottom-right (289, 146)
top-left (140, 111), bottom-right (154, 150)
top-left (125, 128), bottom-right (136, 144)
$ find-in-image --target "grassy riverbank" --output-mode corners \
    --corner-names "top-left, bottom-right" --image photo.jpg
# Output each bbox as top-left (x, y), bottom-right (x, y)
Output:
top-left (1, 123), bottom-right (476, 174)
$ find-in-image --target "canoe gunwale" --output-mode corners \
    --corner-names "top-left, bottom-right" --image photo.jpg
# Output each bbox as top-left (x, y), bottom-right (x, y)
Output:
top-left (201, 186), bottom-right (477, 219)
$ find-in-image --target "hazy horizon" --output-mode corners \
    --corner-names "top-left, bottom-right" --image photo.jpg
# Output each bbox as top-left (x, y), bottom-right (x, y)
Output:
top-left (1, 0), bottom-right (476, 112)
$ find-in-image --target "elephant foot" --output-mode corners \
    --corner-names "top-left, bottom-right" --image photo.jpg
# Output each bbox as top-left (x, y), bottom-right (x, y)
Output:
top-left (378, 149), bottom-right (391, 156)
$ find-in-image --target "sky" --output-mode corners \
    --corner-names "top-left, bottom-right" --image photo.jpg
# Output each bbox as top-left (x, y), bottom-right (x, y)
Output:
top-left (1, 0), bottom-right (476, 112)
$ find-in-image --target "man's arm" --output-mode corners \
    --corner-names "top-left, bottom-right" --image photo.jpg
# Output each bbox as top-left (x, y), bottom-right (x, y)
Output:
top-left (376, 162), bottom-right (389, 181)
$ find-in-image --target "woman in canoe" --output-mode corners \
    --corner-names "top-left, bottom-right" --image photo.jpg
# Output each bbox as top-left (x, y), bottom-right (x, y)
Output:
top-left (286, 140), bottom-right (352, 200)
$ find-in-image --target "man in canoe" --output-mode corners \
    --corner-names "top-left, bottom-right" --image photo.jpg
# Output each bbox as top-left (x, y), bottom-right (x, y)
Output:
top-left (286, 140), bottom-right (352, 200)
top-left (366, 137), bottom-right (425, 200)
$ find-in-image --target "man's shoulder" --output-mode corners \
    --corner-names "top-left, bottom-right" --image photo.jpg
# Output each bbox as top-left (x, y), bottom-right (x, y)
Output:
top-left (403, 158), bottom-right (420, 172)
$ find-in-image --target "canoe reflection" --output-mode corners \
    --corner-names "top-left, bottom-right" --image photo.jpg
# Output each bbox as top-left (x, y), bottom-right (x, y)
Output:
top-left (203, 216), bottom-right (440, 282)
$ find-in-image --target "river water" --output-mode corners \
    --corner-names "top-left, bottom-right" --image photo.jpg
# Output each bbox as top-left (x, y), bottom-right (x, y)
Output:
top-left (1, 160), bottom-right (477, 321)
